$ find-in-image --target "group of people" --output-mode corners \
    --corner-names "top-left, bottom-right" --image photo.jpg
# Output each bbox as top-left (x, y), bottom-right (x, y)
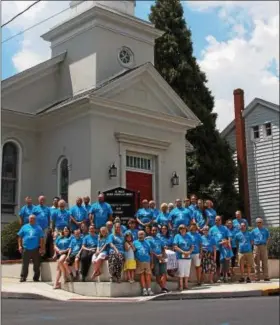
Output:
top-left (17, 193), bottom-right (271, 296)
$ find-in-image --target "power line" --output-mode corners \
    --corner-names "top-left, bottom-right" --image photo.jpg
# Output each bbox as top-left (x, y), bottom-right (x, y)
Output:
top-left (2, 6), bottom-right (71, 44)
top-left (1, 1), bottom-right (42, 28)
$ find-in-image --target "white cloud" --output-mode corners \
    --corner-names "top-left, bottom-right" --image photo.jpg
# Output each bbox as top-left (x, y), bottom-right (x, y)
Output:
top-left (186, 1), bottom-right (279, 131)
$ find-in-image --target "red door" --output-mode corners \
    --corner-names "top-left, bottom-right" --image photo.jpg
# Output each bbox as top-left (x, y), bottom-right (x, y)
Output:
top-left (126, 171), bottom-right (153, 204)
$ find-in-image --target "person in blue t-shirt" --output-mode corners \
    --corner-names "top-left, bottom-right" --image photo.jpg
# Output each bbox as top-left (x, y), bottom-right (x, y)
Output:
top-left (169, 199), bottom-right (192, 231)
top-left (188, 223), bottom-right (203, 285)
top-left (53, 226), bottom-right (72, 289)
top-left (219, 239), bottom-right (233, 282)
top-left (205, 200), bottom-right (217, 228)
top-left (17, 214), bottom-right (45, 282)
top-left (235, 222), bottom-right (254, 283)
top-left (125, 219), bottom-right (139, 241)
top-left (226, 219), bottom-right (239, 278)
top-left (89, 193), bottom-right (113, 230)
top-left (80, 225), bottom-right (98, 281)
top-left (173, 224), bottom-right (194, 291)
top-left (91, 226), bottom-right (111, 280)
top-left (134, 230), bottom-right (153, 296)
top-left (51, 200), bottom-right (70, 234)
top-left (64, 229), bottom-right (83, 281)
top-left (70, 197), bottom-right (88, 231)
top-left (251, 217), bottom-right (270, 281)
top-left (82, 196), bottom-right (92, 226)
top-left (149, 200), bottom-right (160, 220)
top-left (135, 199), bottom-right (154, 230)
top-left (19, 196), bottom-right (35, 225)
top-left (233, 210), bottom-right (248, 230)
top-left (33, 196), bottom-right (51, 234)
top-left (108, 222), bottom-right (125, 282)
top-left (155, 203), bottom-right (171, 230)
top-left (201, 226), bottom-right (216, 284)
top-left (193, 200), bottom-right (208, 231)
top-left (189, 194), bottom-right (199, 214)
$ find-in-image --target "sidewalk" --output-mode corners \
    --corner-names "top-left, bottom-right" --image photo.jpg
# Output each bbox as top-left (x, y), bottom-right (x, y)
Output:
top-left (2, 277), bottom-right (279, 302)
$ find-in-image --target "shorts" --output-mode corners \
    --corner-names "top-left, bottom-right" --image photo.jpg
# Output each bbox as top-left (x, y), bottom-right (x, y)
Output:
top-left (152, 256), bottom-right (167, 276)
top-left (124, 259), bottom-right (137, 271)
top-left (67, 254), bottom-right (78, 266)
top-left (136, 261), bottom-right (151, 275)
top-left (177, 259), bottom-right (191, 278)
top-left (238, 252), bottom-right (253, 267)
top-left (92, 252), bottom-right (107, 263)
top-left (191, 253), bottom-right (201, 267)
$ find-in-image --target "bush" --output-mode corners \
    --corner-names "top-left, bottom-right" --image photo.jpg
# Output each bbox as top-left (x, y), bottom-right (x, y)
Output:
top-left (268, 227), bottom-right (280, 259)
top-left (1, 220), bottom-right (21, 260)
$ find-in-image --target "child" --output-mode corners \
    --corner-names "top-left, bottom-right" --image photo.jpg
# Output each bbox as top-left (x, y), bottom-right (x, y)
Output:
top-left (124, 232), bottom-right (136, 283)
top-left (219, 239), bottom-right (233, 283)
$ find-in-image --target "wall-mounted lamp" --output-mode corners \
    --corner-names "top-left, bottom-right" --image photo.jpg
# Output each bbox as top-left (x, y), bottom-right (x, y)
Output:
top-left (109, 163), bottom-right (117, 178)
top-left (171, 171), bottom-right (179, 187)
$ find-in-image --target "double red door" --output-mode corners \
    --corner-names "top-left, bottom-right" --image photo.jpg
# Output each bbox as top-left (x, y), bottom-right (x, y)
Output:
top-left (126, 171), bottom-right (153, 206)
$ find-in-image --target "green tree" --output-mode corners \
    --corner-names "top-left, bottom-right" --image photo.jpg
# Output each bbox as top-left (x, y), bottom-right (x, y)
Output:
top-left (149, 0), bottom-right (240, 219)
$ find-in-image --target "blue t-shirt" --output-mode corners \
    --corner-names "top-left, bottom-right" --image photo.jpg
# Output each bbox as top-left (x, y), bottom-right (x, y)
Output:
top-left (155, 212), bottom-right (170, 227)
top-left (19, 205), bottom-right (35, 224)
top-left (83, 204), bottom-right (92, 214)
top-left (220, 245), bottom-right (234, 261)
top-left (83, 234), bottom-right (98, 249)
top-left (133, 239), bottom-right (152, 262)
top-left (157, 233), bottom-right (173, 248)
top-left (52, 209), bottom-right (70, 229)
top-left (50, 207), bottom-right (58, 221)
top-left (33, 205), bottom-right (51, 230)
top-left (236, 231), bottom-right (253, 253)
top-left (201, 234), bottom-right (216, 253)
top-left (55, 235), bottom-right (72, 251)
top-left (205, 208), bottom-right (217, 228)
top-left (108, 234), bottom-right (125, 254)
top-left (69, 237), bottom-right (83, 256)
top-left (173, 233), bottom-right (193, 259)
top-left (17, 224), bottom-right (44, 250)
top-left (125, 229), bottom-right (139, 241)
top-left (251, 227), bottom-right (270, 245)
top-left (169, 207), bottom-right (192, 229)
top-left (187, 232), bottom-right (202, 255)
top-left (145, 236), bottom-right (164, 255)
top-left (233, 218), bottom-right (248, 230)
top-left (227, 227), bottom-right (239, 248)
top-left (98, 236), bottom-right (110, 255)
top-left (209, 225), bottom-right (231, 251)
top-left (90, 202), bottom-right (113, 229)
top-left (189, 204), bottom-right (198, 214)
top-left (193, 210), bottom-right (206, 228)
top-left (70, 205), bottom-right (88, 230)
top-left (136, 208), bottom-right (154, 225)
top-left (151, 208), bottom-right (160, 220)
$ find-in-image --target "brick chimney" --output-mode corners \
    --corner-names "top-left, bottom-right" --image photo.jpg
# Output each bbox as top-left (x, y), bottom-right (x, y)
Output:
top-left (233, 88), bottom-right (251, 225)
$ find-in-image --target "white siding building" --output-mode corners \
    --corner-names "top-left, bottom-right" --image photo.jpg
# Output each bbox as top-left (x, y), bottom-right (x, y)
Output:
top-left (1, 1), bottom-right (200, 224)
top-left (222, 97), bottom-right (280, 227)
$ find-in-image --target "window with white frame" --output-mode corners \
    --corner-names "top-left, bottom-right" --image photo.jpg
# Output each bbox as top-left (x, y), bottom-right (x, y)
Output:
top-left (58, 158), bottom-right (69, 203)
top-left (126, 155), bottom-right (152, 172)
top-left (264, 122), bottom-right (272, 137)
top-left (252, 125), bottom-right (260, 140)
top-left (1, 142), bottom-right (18, 214)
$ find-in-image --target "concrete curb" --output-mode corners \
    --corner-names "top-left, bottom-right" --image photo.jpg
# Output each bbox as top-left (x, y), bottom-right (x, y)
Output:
top-left (1, 292), bottom-right (55, 300)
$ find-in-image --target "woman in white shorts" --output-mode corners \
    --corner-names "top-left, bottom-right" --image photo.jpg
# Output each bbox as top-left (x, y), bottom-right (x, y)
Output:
top-left (91, 227), bottom-right (110, 280)
top-left (173, 224), bottom-right (194, 291)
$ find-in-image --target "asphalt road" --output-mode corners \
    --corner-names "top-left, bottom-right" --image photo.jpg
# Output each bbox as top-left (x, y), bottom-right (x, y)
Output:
top-left (2, 296), bottom-right (279, 325)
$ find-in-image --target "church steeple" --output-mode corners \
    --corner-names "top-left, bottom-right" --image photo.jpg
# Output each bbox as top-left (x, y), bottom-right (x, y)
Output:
top-left (70, 1), bottom-right (136, 16)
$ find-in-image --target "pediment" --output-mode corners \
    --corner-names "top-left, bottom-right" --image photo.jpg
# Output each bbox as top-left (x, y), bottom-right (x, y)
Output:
top-left (94, 63), bottom-right (200, 122)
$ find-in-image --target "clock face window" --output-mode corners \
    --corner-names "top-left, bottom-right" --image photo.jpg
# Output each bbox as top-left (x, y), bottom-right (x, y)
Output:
top-left (118, 47), bottom-right (134, 67)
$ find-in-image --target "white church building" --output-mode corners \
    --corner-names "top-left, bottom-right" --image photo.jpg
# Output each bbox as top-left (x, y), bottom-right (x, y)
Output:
top-left (1, 0), bottom-right (200, 224)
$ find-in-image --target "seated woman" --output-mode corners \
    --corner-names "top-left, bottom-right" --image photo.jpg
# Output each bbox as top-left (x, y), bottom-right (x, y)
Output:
top-left (53, 226), bottom-right (72, 289)
top-left (157, 225), bottom-right (177, 276)
top-left (108, 222), bottom-right (125, 283)
top-left (91, 226), bottom-right (110, 280)
top-left (80, 225), bottom-right (98, 282)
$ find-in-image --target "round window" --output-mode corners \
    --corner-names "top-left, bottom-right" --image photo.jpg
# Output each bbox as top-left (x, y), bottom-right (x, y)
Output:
top-left (118, 47), bottom-right (134, 67)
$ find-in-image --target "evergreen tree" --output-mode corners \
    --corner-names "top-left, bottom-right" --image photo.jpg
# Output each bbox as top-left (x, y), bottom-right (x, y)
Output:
top-left (149, 0), bottom-right (240, 219)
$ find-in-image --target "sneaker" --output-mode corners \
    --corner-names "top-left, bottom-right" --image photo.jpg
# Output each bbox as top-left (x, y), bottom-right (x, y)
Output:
top-left (239, 277), bottom-right (245, 283)
top-left (19, 277), bottom-right (26, 283)
top-left (161, 288), bottom-right (169, 293)
top-left (142, 288), bottom-right (148, 296)
top-left (246, 277), bottom-right (251, 283)
top-left (147, 288), bottom-right (154, 296)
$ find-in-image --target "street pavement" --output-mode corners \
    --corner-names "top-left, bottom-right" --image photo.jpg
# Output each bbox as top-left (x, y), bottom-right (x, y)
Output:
top-left (2, 296), bottom-right (279, 325)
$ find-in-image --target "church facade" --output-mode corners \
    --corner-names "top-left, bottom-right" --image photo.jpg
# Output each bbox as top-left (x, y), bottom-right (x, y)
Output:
top-left (1, 0), bottom-right (200, 224)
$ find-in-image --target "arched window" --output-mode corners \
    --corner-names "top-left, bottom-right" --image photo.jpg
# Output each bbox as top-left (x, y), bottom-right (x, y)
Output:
top-left (1, 142), bottom-right (18, 214)
top-left (58, 158), bottom-right (69, 203)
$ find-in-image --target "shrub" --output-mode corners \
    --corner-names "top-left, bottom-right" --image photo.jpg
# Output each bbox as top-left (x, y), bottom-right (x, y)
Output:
top-left (1, 220), bottom-right (21, 260)
top-left (268, 227), bottom-right (280, 259)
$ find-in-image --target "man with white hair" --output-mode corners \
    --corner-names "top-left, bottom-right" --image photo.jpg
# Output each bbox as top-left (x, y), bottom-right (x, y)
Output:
top-left (251, 218), bottom-right (270, 281)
